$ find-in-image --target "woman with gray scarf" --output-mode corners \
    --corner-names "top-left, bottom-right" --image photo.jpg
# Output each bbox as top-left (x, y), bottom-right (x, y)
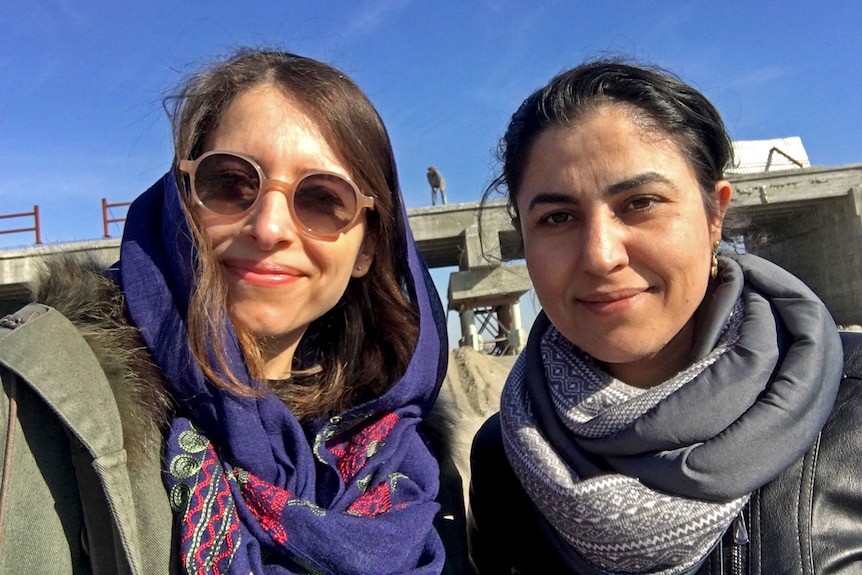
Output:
top-left (469, 60), bottom-right (862, 574)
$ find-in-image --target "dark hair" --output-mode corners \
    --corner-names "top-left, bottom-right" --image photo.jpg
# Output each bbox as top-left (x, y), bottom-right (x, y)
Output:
top-left (485, 58), bottom-right (735, 233)
top-left (164, 49), bottom-right (418, 420)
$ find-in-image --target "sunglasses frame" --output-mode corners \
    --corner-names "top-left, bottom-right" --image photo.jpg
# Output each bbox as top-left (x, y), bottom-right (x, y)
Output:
top-left (179, 150), bottom-right (375, 240)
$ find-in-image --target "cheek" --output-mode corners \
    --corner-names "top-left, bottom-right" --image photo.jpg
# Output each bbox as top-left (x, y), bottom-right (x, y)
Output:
top-left (307, 238), bottom-right (360, 274)
top-left (520, 224), bottom-right (551, 260)
top-left (195, 212), bottom-right (242, 249)
top-left (199, 225), bottom-right (227, 250)
top-left (192, 208), bottom-right (220, 242)
top-left (523, 240), bottom-right (564, 302)
top-left (522, 238), bottom-right (545, 277)
top-left (668, 241), bottom-right (712, 306)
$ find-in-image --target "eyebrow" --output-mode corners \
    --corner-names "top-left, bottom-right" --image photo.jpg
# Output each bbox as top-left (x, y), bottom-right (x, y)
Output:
top-left (526, 171), bottom-right (673, 212)
top-left (607, 172), bottom-right (672, 195)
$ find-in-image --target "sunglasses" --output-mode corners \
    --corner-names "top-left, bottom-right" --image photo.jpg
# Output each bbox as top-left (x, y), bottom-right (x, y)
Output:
top-left (179, 151), bottom-right (375, 239)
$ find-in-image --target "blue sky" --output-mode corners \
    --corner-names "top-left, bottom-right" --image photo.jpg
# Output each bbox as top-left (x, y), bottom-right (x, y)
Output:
top-left (2, 1), bottom-right (861, 344)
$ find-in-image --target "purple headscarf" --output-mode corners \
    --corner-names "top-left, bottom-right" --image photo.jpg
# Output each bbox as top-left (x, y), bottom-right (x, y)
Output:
top-left (119, 170), bottom-right (448, 574)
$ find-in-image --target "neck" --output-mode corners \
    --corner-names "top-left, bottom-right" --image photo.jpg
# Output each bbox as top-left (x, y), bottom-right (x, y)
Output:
top-left (260, 335), bottom-right (300, 380)
top-left (604, 318), bottom-right (696, 389)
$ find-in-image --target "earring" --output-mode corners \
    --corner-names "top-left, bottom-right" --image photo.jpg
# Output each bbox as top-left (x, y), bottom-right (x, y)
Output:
top-left (710, 240), bottom-right (720, 279)
top-left (355, 264), bottom-right (363, 272)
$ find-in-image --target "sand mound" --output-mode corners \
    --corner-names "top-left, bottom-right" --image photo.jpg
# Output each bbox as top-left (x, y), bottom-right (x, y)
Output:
top-left (437, 347), bottom-right (515, 504)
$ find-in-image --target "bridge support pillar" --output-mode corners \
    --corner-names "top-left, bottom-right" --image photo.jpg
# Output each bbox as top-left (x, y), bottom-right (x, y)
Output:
top-left (506, 301), bottom-right (527, 354)
top-left (458, 307), bottom-right (483, 351)
top-left (448, 265), bottom-right (531, 355)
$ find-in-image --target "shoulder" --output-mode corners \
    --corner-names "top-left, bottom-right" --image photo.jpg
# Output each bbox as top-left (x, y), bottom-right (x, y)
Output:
top-left (471, 412), bottom-right (503, 457)
top-left (840, 330), bottom-right (862, 380)
top-left (420, 394), bottom-right (471, 575)
top-left (818, 331), bottom-right (862, 461)
top-left (32, 255), bottom-right (171, 468)
top-left (0, 259), bottom-right (175, 573)
top-left (469, 412), bottom-right (577, 574)
top-left (829, 331), bottom-right (862, 440)
top-left (752, 331), bottom-right (862, 572)
top-left (792, 342), bottom-right (862, 572)
top-left (470, 412), bottom-right (515, 496)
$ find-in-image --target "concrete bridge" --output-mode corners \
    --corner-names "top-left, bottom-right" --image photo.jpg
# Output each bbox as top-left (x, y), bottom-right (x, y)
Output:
top-left (2, 163), bottom-right (862, 347)
top-left (730, 163), bottom-right (862, 326)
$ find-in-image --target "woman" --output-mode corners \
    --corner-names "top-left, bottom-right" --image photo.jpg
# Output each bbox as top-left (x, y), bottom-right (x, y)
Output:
top-left (469, 60), bottom-right (862, 574)
top-left (0, 49), bottom-right (455, 574)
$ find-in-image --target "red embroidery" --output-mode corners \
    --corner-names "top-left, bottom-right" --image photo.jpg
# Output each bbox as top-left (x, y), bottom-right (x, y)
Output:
top-left (181, 444), bottom-right (241, 574)
top-left (237, 471), bottom-right (292, 545)
top-left (347, 479), bottom-right (392, 517)
top-left (208, 532), bottom-right (236, 575)
top-left (328, 413), bottom-right (399, 484)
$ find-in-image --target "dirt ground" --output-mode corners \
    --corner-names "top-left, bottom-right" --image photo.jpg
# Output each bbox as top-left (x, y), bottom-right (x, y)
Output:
top-left (436, 347), bottom-right (516, 506)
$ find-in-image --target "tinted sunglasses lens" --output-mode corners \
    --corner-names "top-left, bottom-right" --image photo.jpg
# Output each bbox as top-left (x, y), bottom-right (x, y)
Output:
top-left (193, 153), bottom-right (260, 215)
top-left (294, 174), bottom-right (359, 234)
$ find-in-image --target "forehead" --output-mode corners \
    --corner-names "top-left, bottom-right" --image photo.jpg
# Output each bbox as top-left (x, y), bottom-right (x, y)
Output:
top-left (203, 84), bottom-right (348, 174)
top-left (527, 107), bottom-right (680, 172)
top-left (214, 84), bottom-right (323, 140)
top-left (517, 104), bottom-right (685, 179)
top-left (514, 106), bottom-right (701, 207)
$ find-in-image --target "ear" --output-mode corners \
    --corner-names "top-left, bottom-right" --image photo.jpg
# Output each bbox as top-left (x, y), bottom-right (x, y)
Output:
top-left (352, 232), bottom-right (377, 278)
top-left (710, 180), bottom-right (733, 241)
top-left (512, 216), bottom-right (524, 234)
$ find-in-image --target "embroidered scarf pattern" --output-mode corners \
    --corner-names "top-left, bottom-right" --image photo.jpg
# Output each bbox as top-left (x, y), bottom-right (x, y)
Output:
top-left (120, 172), bottom-right (449, 574)
top-left (500, 253), bottom-right (843, 574)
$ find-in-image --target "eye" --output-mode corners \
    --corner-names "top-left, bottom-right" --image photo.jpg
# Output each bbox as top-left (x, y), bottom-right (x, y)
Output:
top-left (537, 210), bottom-right (576, 225)
top-left (298, 185), bottom-right (346, 209)
top-left (222, 171), bottom-right (259, 197)
top-left (623, 195), bottom-right (660, 213)
top-left (199, 170), bottom-right (257, 201)
top-left (195, 155), bottom-right (261, 206)
top-left (294, 175), bottom-right (357, 231)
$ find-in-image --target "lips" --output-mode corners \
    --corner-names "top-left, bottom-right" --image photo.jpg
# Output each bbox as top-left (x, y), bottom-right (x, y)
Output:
top-left (222, 258), bottom-right (304, 287)
top-left (577, 288), bottom-right (648, 315)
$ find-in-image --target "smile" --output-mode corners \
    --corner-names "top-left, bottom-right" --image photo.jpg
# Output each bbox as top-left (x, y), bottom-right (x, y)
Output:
top-left (577, 288), bottom-right (648, 315)
top-left (222, 259), bottom-right (304, 287)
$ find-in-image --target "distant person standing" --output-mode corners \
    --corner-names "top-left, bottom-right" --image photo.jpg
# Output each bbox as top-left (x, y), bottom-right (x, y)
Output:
top-left (427, 165), bottom-right (447, 205)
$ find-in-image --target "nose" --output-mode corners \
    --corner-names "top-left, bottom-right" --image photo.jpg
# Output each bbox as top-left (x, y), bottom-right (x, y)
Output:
top-left (579, 211), bottom-right (628, 275)
top-left (243, 187), bottom-right (298, 250)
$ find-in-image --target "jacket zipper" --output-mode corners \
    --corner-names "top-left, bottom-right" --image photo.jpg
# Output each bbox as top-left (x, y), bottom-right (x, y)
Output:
top-left (729, 512), bottom-right (749, 575)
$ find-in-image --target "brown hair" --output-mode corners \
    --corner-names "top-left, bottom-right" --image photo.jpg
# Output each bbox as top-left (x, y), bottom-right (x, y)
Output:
top-left (164, 49), bottom-right (418, 420)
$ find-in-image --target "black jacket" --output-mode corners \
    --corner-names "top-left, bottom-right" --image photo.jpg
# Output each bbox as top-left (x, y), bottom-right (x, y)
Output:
top-left (468, 331), bottom-right (862, 574)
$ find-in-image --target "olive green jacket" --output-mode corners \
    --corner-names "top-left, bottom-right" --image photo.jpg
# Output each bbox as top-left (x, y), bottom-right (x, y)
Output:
top-left (0, 258), bottom-right (468, 574)
top-left (0, 303), bottom-right (174, 574)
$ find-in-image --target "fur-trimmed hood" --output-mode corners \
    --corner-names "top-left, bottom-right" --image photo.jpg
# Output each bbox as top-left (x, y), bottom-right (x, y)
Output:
top-left (33, 255), bottom-right (171, 470)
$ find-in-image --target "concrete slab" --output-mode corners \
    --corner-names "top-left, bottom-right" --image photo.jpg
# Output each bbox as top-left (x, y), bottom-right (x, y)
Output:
top-left (448, 265), bottom-right (531, 310)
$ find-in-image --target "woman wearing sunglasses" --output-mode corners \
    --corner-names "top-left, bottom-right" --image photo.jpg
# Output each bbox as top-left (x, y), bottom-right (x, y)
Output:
top-left (468, 60), bottom-right (862, 574)
top-left (0, 49), bottom-right (456, 574)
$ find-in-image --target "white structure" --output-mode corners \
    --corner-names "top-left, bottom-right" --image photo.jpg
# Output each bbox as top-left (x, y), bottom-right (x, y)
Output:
top-left (728, 137), bottom-right (810, 175)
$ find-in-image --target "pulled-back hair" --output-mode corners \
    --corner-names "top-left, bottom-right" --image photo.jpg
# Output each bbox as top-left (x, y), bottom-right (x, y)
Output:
top-left (164, 49), bottom-right (418, 420)
top-left (487, 59), bottom-right (735, 230)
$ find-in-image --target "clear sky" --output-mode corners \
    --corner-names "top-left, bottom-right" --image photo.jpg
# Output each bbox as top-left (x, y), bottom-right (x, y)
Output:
top-left (2, 1), bottom-right (860, 344)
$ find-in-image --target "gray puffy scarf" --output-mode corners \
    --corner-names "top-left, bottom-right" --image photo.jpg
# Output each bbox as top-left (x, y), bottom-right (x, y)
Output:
top-left (500, 253), bottom-right (843, 574)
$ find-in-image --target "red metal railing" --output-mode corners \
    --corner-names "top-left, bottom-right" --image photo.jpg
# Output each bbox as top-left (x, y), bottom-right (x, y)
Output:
top-left (102, 198), bottom-right (132, 238)
top-left (0, 206), bottom-right (41, 245)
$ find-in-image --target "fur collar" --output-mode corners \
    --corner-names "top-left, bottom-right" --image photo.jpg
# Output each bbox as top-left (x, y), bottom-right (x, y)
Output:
top-left (33, 255), bottom-right (171, 470)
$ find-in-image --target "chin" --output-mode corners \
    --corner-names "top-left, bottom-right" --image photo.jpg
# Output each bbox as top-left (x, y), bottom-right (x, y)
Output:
top-left (231, 310), bottom-right (294, 337)
top-left (578, 337), bottom-right (662, 365)
top-left (249, 322), bottom-right (301, 339)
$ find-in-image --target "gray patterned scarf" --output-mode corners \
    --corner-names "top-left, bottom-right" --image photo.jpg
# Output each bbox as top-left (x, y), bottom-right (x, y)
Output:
top-left (500, 253), bottom-right (843, 574)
